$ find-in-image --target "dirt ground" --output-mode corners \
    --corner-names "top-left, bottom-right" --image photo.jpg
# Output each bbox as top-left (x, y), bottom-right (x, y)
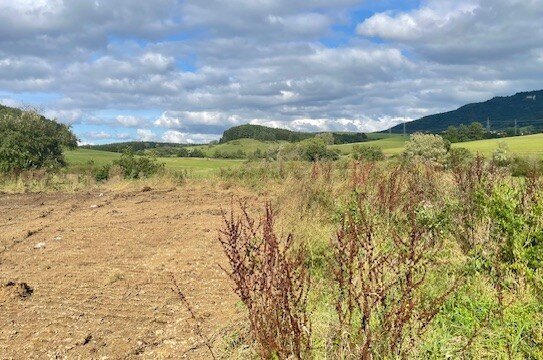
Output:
top-left (0, 183), bottom-right (256, 359)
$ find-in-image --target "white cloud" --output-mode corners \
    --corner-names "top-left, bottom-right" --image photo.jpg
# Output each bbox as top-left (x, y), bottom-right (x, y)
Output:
top-left (116, 115), bottom-right (145, 127)
top-left (162, 130), bottom-right (218, 144)
top-left (137, 128), bottom-right (157, 141)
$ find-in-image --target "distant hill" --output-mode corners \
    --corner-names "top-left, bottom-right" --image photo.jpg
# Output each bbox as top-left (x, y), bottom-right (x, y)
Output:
top-left (388, 90), bottom-right (543, 133)
top-left (220, 124), bottom-right (367, 144)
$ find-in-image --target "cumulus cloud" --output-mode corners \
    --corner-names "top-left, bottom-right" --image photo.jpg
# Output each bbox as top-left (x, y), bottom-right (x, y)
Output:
top-left (0, 0), bottom-right (542, 144)
top-left (137, 128), bottom-right (157, 141)
top-left (357, 0), bottom-right (543, 63)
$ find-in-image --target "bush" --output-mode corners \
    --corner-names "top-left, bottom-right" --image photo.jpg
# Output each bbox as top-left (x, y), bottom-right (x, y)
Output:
top-left (0, 111), bottom-right (78, 173)
top-left (447, 147), bottom-right (474, 169)
top-left (492, 141), bottom-right (511, 167)
top-left (279, 137), bottom-right (339, 162)
top-left (403, 133), bottom-right (450, 165)
top-left (351, 144), bottom-right (385, 161)
top-left (112, 149), bottom-right (164, 179)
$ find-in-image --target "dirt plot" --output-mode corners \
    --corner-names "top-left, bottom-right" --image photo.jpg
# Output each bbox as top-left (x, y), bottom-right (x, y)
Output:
top-left (0, 184), bottom-right (255, 359)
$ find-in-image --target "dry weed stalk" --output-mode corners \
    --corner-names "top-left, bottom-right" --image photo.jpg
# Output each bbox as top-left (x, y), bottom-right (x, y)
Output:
top-left (219, 202), bottom-right (311, 359)
top-left (170, 274), bottom-right (217, 360)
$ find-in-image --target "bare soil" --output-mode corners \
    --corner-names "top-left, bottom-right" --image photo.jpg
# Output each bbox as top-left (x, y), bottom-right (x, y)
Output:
top-left (0, 184), bottom-right (255, 359)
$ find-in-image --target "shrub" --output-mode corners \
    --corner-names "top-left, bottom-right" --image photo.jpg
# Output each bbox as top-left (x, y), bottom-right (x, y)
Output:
top-left (403, 133), bottom-right (450, 165)
top-left (279, 137), bottom-right (339, 162)
top-left (0, 111), bottom-right (78, 173)
top-left (351, 144), bottom-right (384, 161)
top-left (112, 149), bottom-right (164, 179)
top-left (447, 147), bottom-right (474, 170)
top-left (492, 142), bottom-right (511, 167)
top-left (219, 203), bottom-right (311, 359)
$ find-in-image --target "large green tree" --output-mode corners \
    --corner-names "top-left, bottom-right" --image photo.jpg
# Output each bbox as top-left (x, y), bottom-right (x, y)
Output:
top-left (0, 111), bottom-right (78, 173)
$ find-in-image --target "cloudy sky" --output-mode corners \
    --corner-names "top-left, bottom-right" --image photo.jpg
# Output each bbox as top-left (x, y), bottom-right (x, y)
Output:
top-left (1, 0), bottom-right (542, 144)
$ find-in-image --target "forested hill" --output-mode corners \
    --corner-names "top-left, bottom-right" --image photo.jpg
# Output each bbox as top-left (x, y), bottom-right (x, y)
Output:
top-left (219, 124), bottom-right (367, 144)
top-left (388, 90), bottom-right (543, 133)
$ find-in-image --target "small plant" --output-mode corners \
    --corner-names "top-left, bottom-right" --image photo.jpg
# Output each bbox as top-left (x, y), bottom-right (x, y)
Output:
top-left (112, 148), bottom-right (164, 179)
top-left (218, 202), bottom-right (311, 359)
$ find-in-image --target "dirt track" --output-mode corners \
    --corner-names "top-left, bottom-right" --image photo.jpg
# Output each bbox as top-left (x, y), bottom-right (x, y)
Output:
top-left (0, 184), bottom-right (253, 359)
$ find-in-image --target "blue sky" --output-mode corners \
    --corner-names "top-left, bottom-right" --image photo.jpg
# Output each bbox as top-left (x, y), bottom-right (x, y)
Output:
top-left (1, 0), bottom-right (542, 144)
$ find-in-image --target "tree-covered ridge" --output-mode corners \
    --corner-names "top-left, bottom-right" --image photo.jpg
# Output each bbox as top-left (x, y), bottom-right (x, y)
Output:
top-left (219, 124), bottom-right (367, 144)
top-left (388, 90), bottom-right (543, 134)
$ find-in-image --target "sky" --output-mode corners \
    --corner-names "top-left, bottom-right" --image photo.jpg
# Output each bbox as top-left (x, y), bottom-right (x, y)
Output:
top-left (1, 0), bottom-right (542, 144)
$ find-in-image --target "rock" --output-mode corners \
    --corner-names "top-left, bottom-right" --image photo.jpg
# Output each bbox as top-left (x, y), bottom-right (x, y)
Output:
top-left (34, 242), bottom-right (46, 249)
top-left (53, 236), bottom-right (63, 241)
top-left (90, 204), bottom-right (99, 209)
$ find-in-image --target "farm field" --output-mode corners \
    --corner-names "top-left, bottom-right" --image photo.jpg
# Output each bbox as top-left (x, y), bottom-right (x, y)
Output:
top-left (0, 184), bottom-right (254, 358)
top-left (66, 148), bottom-right (243, 176)
top-left (333, 132), bottom-right (543, 157)
top-left (331, 133), bottom-right (407, 155)
top-left (451, 133), bottom-right (543, 156)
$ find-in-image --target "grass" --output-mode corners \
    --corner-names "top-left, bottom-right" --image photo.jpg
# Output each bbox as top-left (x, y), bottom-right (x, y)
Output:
top-left (331, 134), bottom-right (407, 155)
top-left (65, 148), bottom-right (243, 176)
top-left (332, 133), bottom-right (543, 157)
top-left (452, 133), bottom-right (543, 156)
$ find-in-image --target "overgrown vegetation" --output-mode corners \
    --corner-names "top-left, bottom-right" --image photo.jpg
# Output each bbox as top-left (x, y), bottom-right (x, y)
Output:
top-left (217, 154), bottom-right (543, 359)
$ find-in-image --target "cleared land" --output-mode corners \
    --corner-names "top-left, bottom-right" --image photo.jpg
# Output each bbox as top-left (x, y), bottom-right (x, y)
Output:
top-left (66, 149), bottom-right (243, 176)
top-left (0, 184), bottom-right (255, 358)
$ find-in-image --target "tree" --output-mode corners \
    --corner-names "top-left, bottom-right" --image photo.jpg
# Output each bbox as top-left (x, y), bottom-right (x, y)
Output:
top-left (0, 111), bottom-right (78, 173)
top-left (403, 133), bottom-right (450, 165)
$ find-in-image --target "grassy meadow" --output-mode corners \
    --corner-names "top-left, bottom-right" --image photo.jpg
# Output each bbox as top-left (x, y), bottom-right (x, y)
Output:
top-left (65, 148), bottom-right (243, 176)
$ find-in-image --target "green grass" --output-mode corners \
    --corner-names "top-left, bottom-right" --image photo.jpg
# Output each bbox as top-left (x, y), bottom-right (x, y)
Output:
top-left (65, 148), bottom-right (243, 176)
top-left (452, 133), bottom-right (543, 156)
top-left (187, 138), bottom-right (288, 157)
top-left (332, 133), bottom-right (543, 157)
top-left (331, 134), bottom-right (408, 155)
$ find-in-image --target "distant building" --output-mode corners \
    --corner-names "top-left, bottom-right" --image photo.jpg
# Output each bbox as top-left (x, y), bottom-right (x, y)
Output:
top-left (526, 95), bottom-right (537, 100)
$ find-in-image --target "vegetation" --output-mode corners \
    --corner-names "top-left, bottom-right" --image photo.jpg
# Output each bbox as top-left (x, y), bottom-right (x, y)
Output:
top-left (217, 157), bottom-right (543, 359)
top-left (220, 124), bottom-right (367, 144)
top-left (388, 89), bottom-right (543, 133)
top-left (278, 137), bottom-right (340, 162)
top-left (351, 144), bottom-right (385, 161)
top-left (0, 110), bottom-right (77, 173)
top-left (402, 133), bottom-right (450, 165)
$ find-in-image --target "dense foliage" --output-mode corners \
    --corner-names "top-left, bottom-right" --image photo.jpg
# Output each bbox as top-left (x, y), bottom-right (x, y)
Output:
top-left (389, 89), bottom-right (543, 133)
top-left (220, 124), bottom-right (367, 144)
top-left (402, 133), bottom-right (450, 165)
top-left (278, 137), bottom-right (340, 161)
top-left (351, 144), bottom-right (385, 161)
top-left (0, 110), bottom-right (78, 173)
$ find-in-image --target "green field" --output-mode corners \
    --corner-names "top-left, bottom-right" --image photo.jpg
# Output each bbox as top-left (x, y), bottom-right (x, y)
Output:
top-left (452, 133), bottom-right (543, 156)
top-left (331, 133), bottom-right (408, 155)
top-left (332, 133), bottom-right (543, 157)
top-left (65, 148), bottom-right (243, 175)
